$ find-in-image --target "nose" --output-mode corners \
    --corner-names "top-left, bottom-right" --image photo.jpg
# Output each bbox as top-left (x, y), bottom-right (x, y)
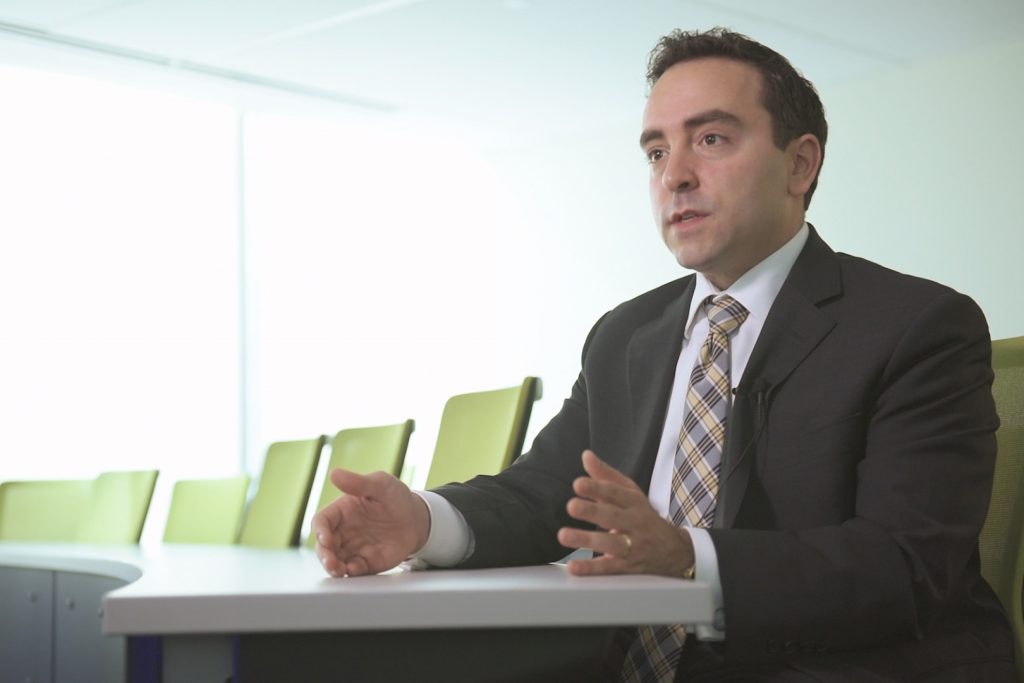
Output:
top-left (661, 151), bottom-right (697, 194)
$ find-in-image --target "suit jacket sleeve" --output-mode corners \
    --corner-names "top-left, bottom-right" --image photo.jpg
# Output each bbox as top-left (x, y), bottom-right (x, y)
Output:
top-left (433, 276), bottom-right (693, 567)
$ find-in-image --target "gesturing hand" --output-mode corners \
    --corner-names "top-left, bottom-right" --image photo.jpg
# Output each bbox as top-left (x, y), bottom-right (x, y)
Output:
top-left (557, 450), bottom-right (695, 579)
top-left (312, 469), bottom-right (430, 578)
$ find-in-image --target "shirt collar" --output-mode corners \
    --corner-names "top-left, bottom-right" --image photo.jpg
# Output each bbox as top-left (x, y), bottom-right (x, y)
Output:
top-left (683, 222), bottom-right (809, 340)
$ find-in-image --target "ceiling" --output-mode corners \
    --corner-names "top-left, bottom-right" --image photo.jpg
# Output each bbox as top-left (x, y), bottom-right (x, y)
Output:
top-left (1, 0), bottom-right (1023, 145)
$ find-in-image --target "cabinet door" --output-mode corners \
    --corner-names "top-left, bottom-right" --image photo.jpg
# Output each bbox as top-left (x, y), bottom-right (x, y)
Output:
top-left (54, 573), bottom-right (126, 683)
top-left (0, 566), bottom-right (53, 683)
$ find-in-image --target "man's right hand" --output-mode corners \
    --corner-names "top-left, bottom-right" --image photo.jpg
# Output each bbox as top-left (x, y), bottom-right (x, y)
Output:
top-left (312, 469), bottom-right (430, 577)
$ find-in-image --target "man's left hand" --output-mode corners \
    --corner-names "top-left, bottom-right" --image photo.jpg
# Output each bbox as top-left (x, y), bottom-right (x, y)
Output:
top-left (558, 450), bottom-right (695, 579)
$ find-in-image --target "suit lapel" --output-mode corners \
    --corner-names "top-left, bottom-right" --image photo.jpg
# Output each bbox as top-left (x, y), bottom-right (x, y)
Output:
top-left (625, 277), bottom-right (695, 490)
top-left (715, 227), bottom-right (843, 528)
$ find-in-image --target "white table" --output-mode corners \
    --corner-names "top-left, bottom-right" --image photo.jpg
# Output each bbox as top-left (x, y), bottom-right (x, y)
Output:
top-left (1, 543), bottom-right (713, 682)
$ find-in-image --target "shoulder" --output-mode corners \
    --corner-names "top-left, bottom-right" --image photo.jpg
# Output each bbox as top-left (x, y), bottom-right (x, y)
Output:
top-left (800, 226), bottom-right (980, 320)
top-left (801, 227), bottom-right (964, 309)
top-left (831, 251), bottom-right (985, 326)
top-left (578, 275), bottom-right (694, 358)
top-left (604, 275), bottom-right (694, 326)
top-left (820, 252), bottom-right (992, 386)
top-left (835, 251), bottom-right (954, 298)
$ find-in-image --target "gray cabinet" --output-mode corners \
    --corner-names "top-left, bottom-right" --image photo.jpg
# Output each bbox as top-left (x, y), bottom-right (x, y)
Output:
top-left (0, 566), bottom-right (54, 683)
top-left (0, 567), bottom-right (125, 683)
top-left (54, 572), bottom-right (125, 683)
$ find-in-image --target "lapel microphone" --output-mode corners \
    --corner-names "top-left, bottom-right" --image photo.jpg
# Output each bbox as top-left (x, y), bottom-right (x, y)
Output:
top-left (723, 380), bottom-right (775, 481)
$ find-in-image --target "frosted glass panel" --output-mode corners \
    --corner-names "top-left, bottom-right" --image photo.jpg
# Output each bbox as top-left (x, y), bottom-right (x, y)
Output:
top-left (0, 67), bottom-right (241, 498)
top-left (243, 114), bottom-right (537, 486)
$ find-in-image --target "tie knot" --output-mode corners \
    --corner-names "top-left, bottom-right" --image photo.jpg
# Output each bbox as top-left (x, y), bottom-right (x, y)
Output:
top-left (705, 295), bottom-right (748, 335)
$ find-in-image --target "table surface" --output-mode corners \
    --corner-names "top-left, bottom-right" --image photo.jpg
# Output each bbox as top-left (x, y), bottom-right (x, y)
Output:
top-left (0, 542), bottom-right (714, 636)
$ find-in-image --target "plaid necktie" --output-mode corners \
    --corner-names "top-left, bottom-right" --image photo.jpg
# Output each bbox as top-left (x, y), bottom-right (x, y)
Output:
top-left (621, 295), bottom-right (748, 683)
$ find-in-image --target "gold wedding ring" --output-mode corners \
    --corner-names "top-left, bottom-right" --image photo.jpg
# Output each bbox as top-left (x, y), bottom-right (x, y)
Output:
top-left (621, 533), bottom-right (632, 557)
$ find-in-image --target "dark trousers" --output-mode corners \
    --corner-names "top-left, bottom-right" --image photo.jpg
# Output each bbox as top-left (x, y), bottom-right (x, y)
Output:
top-left (596, 627), bottom-right (1017, 683)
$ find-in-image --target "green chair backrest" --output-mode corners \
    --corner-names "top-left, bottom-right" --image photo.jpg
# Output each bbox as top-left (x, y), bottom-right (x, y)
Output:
top-left (305, 421), bottom-right (415, 548)
top-left (239, 436), bottom-right (325, 548)
top-left (980, 335), bottom-right (1024, 681)
top-left (163, 475), bottom-right (251, 544)
top-left (76, 470), bottom-right (159, 544)
top-left (0, 479), bottom-right (93, 541)
top-left (424, 377), bottom-right (542, 490)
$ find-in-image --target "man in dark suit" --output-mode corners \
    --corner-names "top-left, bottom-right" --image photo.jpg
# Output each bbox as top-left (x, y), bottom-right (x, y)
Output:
top-left (314, 28), bottom-right (1015, 681)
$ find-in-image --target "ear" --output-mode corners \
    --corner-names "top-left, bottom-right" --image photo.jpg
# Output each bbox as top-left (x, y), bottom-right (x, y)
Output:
top-left (787, 134), bottom-right (822, 199)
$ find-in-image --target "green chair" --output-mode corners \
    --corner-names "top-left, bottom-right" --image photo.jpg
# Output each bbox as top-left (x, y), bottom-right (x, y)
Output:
top-left (304, 420), bottom-right (415, 548)
top-left (424, 377), bottom-right (542, 490)
top-left (979, 335), bottom-right (1024, 681)
top-left (76, 470), bottom-right (159, 544)
top-left (0, 479), bottom-right (93, 541)
top-left (163, 475), bottom-right (251, 544)
top-left (239, 436), bottom-right (326, 548)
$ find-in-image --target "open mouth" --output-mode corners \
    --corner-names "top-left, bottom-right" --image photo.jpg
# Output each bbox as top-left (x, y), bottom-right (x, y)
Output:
top-left (670, 210), bottom-right (708, 226)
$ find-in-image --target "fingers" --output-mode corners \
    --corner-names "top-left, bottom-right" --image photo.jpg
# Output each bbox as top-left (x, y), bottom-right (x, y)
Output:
top-left (566, 554), bottom-right (630, 576)
top-left (311, 511), bottom-right (335, 547)
top-left (563, 523), bottom-right (697, 579)
top-left (312, 472), bottom-right (420, 579)
top-left (313, 510), bottom-right (346, 577)
top-left (315, 543), bottom-right (345, 577)
top-left (566, 495), bottom-right (631, 531)
top-left (315, 522), bottom-right (375, 578)
top-left (562, 451), bottom-right (695, 579)
top-left (565, 451), bottom-right (647, 535)
top-left (312, 476), bottom-right (368, 575)
top-left (316, 547), bottom-right (372, 578)
top-left (581, 450), bottom-right (639, 489)
top-left (572, 450), bottom-right (644, 509)
top-left (558, 526), bottom-right (632, 559)
top-left (329, 468), bottom-right (384, 497)
top-left (572, 476), bottom-right (641, 510)
top-left (559, 522), bottom-right (633, 576)
top-left (344, 555), bottom-right (372, 577)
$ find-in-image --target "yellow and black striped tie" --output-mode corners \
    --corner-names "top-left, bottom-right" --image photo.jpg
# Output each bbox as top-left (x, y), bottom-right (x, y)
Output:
top-left (621, 294), bottom-right (748, 683)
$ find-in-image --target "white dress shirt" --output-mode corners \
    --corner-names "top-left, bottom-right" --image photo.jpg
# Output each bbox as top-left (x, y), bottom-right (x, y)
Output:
top-left (412, 223), bottom-right (810, 641)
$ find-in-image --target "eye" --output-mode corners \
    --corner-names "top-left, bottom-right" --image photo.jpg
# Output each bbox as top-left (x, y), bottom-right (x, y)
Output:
top-left (702, 133), bottom-right (721, 146)
top-left (646, 148), bottom-right (665, 164)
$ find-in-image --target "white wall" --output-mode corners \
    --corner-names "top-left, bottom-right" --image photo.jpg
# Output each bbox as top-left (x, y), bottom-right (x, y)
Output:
top-left (813, 39), bottom-right (1024, 340)
top-left (0, 67), bottom-right (242, 480)
top-left (241, 114), bottom-right (546, 488)
top-left (470, 114), bottom-right (679, 455)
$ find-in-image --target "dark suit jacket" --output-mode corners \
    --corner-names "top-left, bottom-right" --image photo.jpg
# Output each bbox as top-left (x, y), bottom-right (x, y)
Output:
top-left (435, 228), bottom-right (1014, 680)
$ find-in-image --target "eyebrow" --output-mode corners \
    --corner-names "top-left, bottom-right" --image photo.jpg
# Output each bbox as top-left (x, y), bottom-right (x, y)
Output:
top-left (639, 109), bottom-right (742, 148)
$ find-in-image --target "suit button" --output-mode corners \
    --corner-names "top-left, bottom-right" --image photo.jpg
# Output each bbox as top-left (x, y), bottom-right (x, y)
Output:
top-left (766, 639), bottom-right (780, 654)
top-left (783, 641), bottom-right (798, 654)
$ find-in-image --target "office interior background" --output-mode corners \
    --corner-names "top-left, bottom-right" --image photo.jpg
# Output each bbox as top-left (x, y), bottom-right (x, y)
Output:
top-left (1, 0), bottom-right (1022, 544)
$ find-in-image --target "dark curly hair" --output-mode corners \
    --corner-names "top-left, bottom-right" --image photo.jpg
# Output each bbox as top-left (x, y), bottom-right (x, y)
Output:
top-left (648, 28), bottom-right (827, 209)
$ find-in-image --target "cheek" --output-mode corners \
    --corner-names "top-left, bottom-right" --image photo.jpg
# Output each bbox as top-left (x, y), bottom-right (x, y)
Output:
top-left (649, 172), bottom-right (664, 198)
top-left (650, 183), bottom-right (667, 217)
top-left (720, 170), bottom-right (766, 215)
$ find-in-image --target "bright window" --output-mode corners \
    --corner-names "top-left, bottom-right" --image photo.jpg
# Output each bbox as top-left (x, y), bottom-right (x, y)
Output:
top-left (0, 66), bottom-right (241, 493)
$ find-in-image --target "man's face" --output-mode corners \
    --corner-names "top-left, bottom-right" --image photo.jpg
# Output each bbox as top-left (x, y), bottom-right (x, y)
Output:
top-left (641, 58), bottom-right (803, 289)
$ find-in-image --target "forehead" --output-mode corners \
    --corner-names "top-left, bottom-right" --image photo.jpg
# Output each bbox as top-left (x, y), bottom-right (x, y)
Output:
top-left (643, 57), bottom-right (767, 126)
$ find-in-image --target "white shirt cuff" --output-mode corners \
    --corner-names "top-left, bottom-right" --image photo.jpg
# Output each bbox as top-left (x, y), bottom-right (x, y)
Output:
top-left (687, 527), bottom-right (726, 640)
top-left (407, 490), bottom-right (473, 567)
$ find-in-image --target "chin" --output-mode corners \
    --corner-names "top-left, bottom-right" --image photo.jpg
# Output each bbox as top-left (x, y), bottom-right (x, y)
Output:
top-left (664, 232), bottom-right (709, 272)
top-left (670, 249), bottom-right (700, 271)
